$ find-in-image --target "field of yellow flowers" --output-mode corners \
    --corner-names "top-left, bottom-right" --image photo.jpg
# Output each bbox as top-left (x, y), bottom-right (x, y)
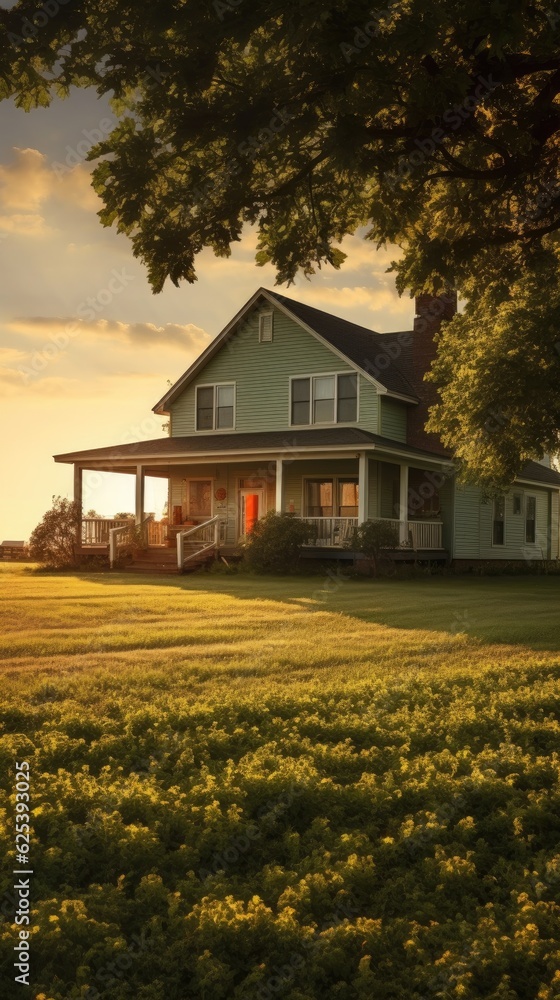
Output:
top-left (1, 564), bottom-right (560, 1000)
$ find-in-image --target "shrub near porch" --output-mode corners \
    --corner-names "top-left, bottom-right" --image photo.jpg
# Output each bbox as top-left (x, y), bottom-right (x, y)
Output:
top-left (1, 567), bottom-right (560, 999)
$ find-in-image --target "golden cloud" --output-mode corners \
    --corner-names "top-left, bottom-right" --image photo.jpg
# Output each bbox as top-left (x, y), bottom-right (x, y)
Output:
top-left (7, 316), bottom-right (210, 352)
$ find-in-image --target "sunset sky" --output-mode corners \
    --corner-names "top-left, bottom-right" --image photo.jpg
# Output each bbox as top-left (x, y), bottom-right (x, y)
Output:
top-left (0, 86), bottom-right (416, 541)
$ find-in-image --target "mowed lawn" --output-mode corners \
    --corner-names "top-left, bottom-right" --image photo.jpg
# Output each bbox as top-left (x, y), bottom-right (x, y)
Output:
top-left (1, 564), bottom-right (560, 1000)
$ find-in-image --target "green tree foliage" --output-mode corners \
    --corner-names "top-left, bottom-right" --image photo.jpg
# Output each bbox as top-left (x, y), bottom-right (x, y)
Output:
top-left (243, 512), bottom-right (317, 573)
top-left (2, 1), bottom-right (560, 481)
top-left (28, 496), bottom-right (80, 568)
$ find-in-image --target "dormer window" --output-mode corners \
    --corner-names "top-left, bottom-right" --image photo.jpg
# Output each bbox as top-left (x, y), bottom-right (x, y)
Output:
top-left (259, 312), bottom-right (274, 342)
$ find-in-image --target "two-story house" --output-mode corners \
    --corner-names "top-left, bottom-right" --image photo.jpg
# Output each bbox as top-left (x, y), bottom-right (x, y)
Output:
top-left (55, 287), bottom-right (560, 571)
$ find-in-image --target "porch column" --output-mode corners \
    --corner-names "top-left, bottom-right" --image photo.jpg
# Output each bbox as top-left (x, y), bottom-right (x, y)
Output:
top-left (135, 464), bottom-right (145, 524)
top-left (399, 464), bottom-right (409, 545)
top-left (358, 452), bottom-right (369, 524)
top-left (73, 464), bottom-right (83, 547)
top-left (275, 459), bottom-right (284, 513)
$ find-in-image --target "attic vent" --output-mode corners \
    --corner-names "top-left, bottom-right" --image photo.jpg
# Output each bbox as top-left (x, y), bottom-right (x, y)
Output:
top-left (259, 312), bottom-right (273, 342)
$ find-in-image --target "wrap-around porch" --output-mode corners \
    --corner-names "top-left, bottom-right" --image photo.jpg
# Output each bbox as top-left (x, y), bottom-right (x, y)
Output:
top-left (70, 446), bottom-right (453, 569)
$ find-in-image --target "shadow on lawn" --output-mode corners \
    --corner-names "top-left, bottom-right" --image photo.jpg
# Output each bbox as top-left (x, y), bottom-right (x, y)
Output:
top-left (76, 570), bottom-right (560, 652)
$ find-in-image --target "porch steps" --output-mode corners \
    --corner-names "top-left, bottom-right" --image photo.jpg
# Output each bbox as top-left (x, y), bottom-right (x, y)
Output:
top-left (119, 547), bottom-right (216, 575)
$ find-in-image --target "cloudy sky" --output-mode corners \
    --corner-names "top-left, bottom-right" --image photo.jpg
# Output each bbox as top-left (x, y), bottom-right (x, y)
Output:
top-left (0, 85), bottom-right (415, 540)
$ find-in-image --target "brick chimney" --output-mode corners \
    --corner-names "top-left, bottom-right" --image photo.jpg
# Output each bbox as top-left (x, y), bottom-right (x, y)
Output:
top-left (407, 290), bottom-right (457, 453)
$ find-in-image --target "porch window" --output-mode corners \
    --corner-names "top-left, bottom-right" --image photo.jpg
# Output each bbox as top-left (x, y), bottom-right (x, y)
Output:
top-left (338, 479), bottom-right (359, 516)
top-left (304, 478), bottom-right (359, 517)
top-left (525, 495), bottom-right (536, 544)
top-left (184, 479), bottom-right (212, 519)
top-left (290, 373), bottom-right (358, 426)
top-left (305, 480), bottom-right (334, 517)
top-left (493, 496), bottom-right (505, 545)
top-left (196, 383), bottom-right (235, 431)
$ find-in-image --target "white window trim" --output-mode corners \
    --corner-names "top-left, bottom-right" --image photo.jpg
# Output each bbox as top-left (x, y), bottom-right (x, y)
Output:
top-left (183, 477), bottom-right (215, 519)
top-left (289, 371), bottom-right (360, 428)
top-left (491, 495), bottom-right (506, 547)
top-left (302, 475), bottom-right (360, 518)
top-left (195, 382), bottom-right (236, 433)
top-left (525, 494), bottom-right (537, 545)
top-left (258, 311), bottom-right (274, 343)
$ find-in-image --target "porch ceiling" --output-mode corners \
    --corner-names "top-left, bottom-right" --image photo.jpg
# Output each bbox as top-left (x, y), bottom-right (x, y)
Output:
top-left (54, 427), bottom-right (454, 473)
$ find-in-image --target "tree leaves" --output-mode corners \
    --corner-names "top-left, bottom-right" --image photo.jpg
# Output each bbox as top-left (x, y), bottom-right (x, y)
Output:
top-left (2, 0), bottom-right (560, 479)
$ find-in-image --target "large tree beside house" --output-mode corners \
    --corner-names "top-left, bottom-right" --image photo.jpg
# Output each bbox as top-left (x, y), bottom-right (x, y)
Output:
top-left (3, 0), bottom-right (560, 483)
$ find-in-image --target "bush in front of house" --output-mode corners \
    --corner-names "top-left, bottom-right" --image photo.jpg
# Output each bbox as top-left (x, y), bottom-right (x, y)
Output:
top-left (243, 512), bottom-right (318, 574)
top-left (349, 519), bottom-right (400, 576)
top-left (29, 496), bottom-right (82, 569)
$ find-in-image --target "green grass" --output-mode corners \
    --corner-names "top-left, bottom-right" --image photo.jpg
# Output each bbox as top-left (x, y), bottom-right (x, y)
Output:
top-left (1, 565), bottom-right (560, 1000)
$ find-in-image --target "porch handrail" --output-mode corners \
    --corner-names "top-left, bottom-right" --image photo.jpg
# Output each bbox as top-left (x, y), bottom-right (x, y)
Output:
top-left (109, 515), bottom-right (151, 568)
top-left (82, 517), bottom-right (130, 546)
top-left (177, 515), bottom-right (221, 571)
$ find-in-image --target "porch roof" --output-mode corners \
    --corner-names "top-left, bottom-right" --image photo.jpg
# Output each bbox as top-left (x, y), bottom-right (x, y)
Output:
top-left (54, 427), bottom-right (454, 471)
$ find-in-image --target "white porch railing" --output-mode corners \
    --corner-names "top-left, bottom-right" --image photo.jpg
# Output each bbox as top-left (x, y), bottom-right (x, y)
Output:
top-left (82, 518), bottom-right (131, 546)
top-left (377, 518), bottom-right (444, 550)
top-left (177, 516), bottom-right (222, 571)
top-left (299, 517), bottom-right (444, 550)
top-left (301, 517), bottom-right (359, 547)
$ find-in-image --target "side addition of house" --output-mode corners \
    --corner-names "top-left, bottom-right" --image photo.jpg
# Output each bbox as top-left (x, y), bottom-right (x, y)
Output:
top-left (54, 288), bottom-right (560, 571)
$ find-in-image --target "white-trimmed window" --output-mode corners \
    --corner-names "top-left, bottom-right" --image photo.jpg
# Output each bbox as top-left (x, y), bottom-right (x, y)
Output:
top-left (259, 312), bottom-right (274, 342)
top-left (512, 493), bottom-right (523, 516)
top-left (196, 383), bottom-right (235, 430)
top-left (525, 495), bottom-right (537, 544)
top-left (304, 478), bottom-right (359, 517)
top-left (291, 373), bottom-right (358, 426)
top-left (492, 496), bottom-right (505, 546)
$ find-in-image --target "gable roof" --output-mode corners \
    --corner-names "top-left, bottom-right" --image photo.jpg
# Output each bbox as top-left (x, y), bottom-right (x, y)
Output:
top-left (518, 460), bottom-right (560, 487)
top-left (268, 291), bottom-right (418, 400)
top-left (152, 287), bottom-right (419, 414)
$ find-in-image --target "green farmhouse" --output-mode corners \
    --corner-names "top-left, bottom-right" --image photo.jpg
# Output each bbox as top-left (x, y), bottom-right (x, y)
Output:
top-left (54, 288), bottom-right (560, 571)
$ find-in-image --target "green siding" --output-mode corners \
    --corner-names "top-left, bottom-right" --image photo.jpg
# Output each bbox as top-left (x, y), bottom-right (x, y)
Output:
top-left (170, 305), bottom-right (379, 435)
top-left (380, 398), bottom-right (407, 443)
top-left (453, 482), bottom-right (553, 560)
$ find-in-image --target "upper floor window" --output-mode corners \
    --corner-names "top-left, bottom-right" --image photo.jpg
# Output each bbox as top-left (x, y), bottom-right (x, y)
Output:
top-left (525, 495), bottom-right (536, 544)
top-left (196, 383), bottom-right (235, 431)
top-left (493, 496), bottom-right (505, 545)
top-left (291, 373), bottom-right (358, 426)
top-left (259, 312), bottom-right (274, 342)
